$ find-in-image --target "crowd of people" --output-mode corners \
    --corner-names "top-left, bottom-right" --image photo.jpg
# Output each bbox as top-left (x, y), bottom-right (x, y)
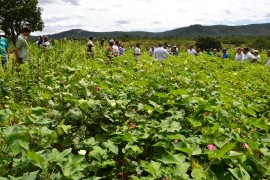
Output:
top-left (1, 27), bottom-right (270, 69)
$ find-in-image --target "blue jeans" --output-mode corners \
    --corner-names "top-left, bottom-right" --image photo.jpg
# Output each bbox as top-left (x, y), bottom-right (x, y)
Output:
top-left (1, 59), bottom-right (7, 65)
top-left (2, 59), bottom-right (7, 69)
top-left (18, 57), bottom-right (24, 64)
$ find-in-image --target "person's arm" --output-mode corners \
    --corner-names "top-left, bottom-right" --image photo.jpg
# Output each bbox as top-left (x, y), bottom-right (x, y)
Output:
top-left (14, 38), bottom-right (22, 63)
top-left (14, 48), bottom-right (19, 63)
top-left (250, 54), bottom-right (257, 63)
top-left (6, 48), bottom-right (9, 59)
top-left (164, 49), bottom-right (169, 58)
top-left (251, 58), bottom-right (257, 63)
top-left (194, 50), bottom-right (198, 56)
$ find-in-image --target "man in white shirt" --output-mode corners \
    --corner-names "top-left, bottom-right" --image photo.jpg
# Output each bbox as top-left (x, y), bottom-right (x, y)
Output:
top-left (242, 47), bottom-right (257, 63)
top-left (265, 50), bottom-right (270, 66)
top-left (188, 45), bottom-right (197, 56)
top-left (253, 50), bottom-right (260, 61)
top-left (154, 43), bottom-right (169, 62)
top-left (235, 47), bottom-right (243, 61)
top-left (134, 43), bottom-right (142, 61)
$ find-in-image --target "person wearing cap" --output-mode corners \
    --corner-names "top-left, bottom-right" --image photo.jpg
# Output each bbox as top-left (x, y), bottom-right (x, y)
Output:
top-left (134, 43), bottom-right (142, 61)
top-left (15, 27), bottom-right (32, 64)
top-left (266, 50), bottom-right (270, 66)
top-left (87, 35), bottom-right (95, 58)
top-left (253, 50), bottom-right (260, 61)
top-left (242, 47), bottom-right (257, 63)
top-left (153, 43), bottom-right (169, 62)
top-left (188, 45), bottom-right (197, 56)
top-left (235, 47), bottom-right (243, 61)
top-left (222, 48), bottom-right (229, 59)
top-left (0, 29), bottom-right (10, 69)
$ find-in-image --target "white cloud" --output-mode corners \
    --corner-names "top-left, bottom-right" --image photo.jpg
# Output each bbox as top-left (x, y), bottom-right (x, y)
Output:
top-left (33, 0), bottom-right (270, 35)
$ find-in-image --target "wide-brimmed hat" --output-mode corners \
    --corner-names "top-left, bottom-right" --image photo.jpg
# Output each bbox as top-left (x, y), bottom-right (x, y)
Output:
top-left (253, 50), bottom-right (259, 54)
top-left (0, 30), bottom-right (5, 35)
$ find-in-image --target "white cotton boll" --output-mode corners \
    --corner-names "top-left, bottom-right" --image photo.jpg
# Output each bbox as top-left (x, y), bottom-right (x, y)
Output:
top-left (78, 150), bottom-right (87, 155)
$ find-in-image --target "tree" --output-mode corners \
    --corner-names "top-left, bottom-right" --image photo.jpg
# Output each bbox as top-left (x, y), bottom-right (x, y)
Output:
top-left (195, 37), bottom-right (221, 51)
top-left (0, 0), bottom-right (44, 45)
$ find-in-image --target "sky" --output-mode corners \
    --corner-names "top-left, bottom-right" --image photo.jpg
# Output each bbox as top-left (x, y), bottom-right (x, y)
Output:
top-left (33, 0), bottom-right (270, 35)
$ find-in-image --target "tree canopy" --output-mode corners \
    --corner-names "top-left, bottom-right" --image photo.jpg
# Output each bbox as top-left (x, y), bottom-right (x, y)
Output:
top-left (195, 37), bottom-right (222, 51)
top-left (0, 0), bottom-right (44, 44)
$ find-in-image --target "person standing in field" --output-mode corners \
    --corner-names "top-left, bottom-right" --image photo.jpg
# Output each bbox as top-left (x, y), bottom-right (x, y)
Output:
top-left (188, 45), bottom-right (197, 56)
top-left (118, 42), bottom-right (125, 56)
top-left (211, 48), bottom-right (220, 57)
top-left (253, 50), bottom-right (260, 61)
top-left (154, 43), bottom-right (169, 62)
top-left (36, 35), bottom-right (43, 47)
top-left (171, 45), bottom-right (179, 56)
top-left (166, 45), bottom-right (171, 54)
top-left (235, 47), bottom-right (243, 61)
top-left (148, 46), bottom-right (155, 57)
top-left (105, 40), bottom-right (114, 62)
top-left (113, 40), bottom-right (120, 57)
top-left (242, 47), bottom-right (257, 63)
top-left (0, 29), bottom-right (10, 69)
top-left (221, 48), bottom-right (229, 59)
top-left (134, 43), bottom-right (142, 61)
top-left (196, 48), bottom-right (202, 55)
top-left (15, 27), bottom-right (32, 64)
top-left (265, 50), bottom-right (270, 66)
top-left (87, 35), bottom-right (95, 58)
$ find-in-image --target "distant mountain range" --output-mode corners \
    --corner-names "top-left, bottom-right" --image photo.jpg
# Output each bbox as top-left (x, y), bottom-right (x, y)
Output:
top-left (36, 23), bottom-right (270, 39)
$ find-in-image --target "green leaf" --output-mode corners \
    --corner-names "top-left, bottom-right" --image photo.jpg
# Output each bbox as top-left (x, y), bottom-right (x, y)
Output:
top-left (141, 161), bottom-right (162, 178)
top-left (89, 146), bottom-right (107, 160)
top-left (82, 137), bottom-right (98, 146)
top-left (260, 148), bottom-right (270, 156)
top-left (7, 135), bottom-right (29, 156)
top-left (209, 143), bottom-right (236, 158)
top-left (27, 152), bottom-right (45, 168)
top-left (174, 163), bottom-right (190, 177)
top-left (103, 141), bottom-right (119, 155)
top-left (216, 143), bottom-right (236, 158)
top-left (173, 142), bottom-right (202, 155)
top-left (23, 171), bottom-right (40, 180)
top-left (158, 153), bottom-right (186, 164)
top-left (30, 107), bottom-right (46, 116)
top-left (89, 177), bottom-right (104, 180)
top-left (229, 165), bottom-right (250, 180)
top-left (191, 167), bottom-right (207, 180)
top-left (156, 92), bottom-right (169, 98)
top-left (246, 108), bottom-right (256, 117)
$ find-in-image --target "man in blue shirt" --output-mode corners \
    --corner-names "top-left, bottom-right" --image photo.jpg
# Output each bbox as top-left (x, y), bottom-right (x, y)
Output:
top-left (0, 29), bottom-right (10, 69)
top-left (222, 48), bottom-right (229, 59)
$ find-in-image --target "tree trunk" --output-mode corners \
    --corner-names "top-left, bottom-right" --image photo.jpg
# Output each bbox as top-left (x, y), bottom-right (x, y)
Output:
top-left (10, 28), bottom-right (17, 46)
